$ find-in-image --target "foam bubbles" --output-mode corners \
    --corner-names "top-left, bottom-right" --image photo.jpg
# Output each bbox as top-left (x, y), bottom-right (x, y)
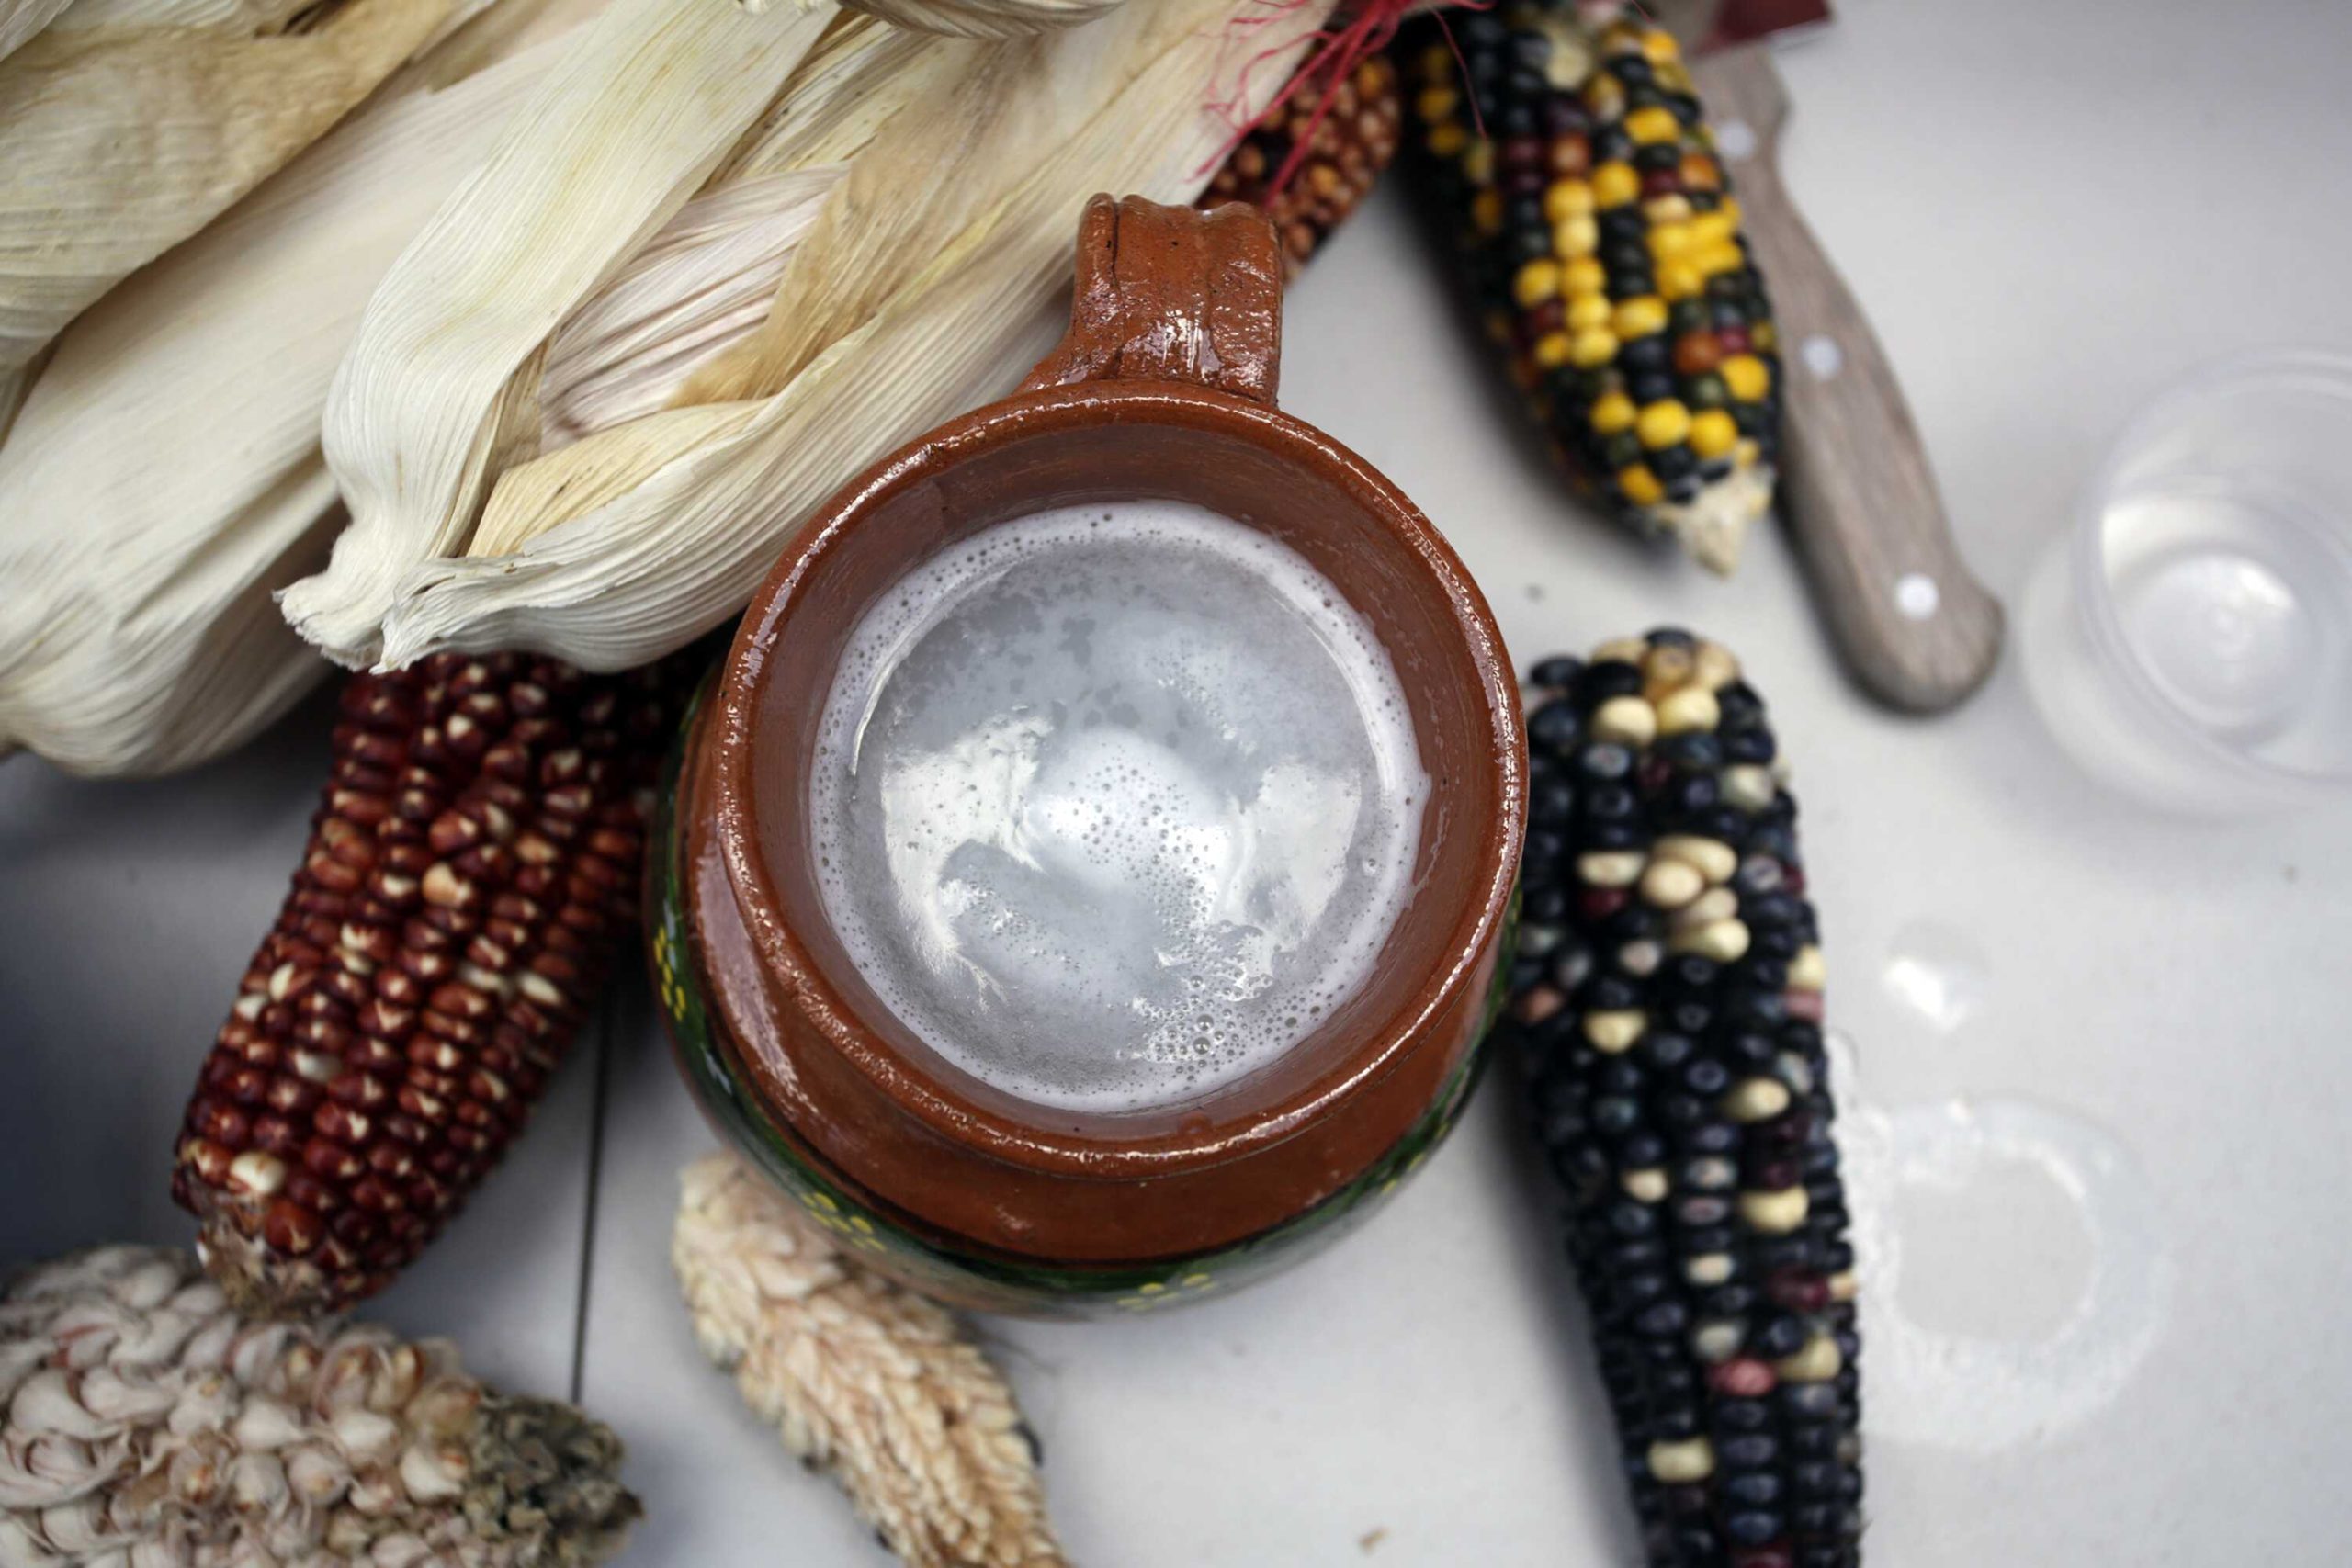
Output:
top-left (804, 501), bottom-right (1430, 1113)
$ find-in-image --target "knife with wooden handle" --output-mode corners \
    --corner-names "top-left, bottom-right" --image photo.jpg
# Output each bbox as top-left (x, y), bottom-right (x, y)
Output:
top-left (1685, 42), bottom-right (2002, 711)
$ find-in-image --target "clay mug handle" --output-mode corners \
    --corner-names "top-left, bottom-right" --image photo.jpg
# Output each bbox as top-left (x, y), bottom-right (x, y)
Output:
top-left (1020, 194), bottom-right (1283, 405)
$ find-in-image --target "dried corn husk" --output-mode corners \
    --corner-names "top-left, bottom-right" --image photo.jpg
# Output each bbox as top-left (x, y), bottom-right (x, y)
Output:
top-left (0, 0), bottom-right (70, 63)
top-left (541, 169), bottom-right (843, 445)
top-left (674, 1152), bottom-right (1065, 1568)
top-left (842, 0), bottom-right (1117, 38)
top-left (0, 2), bottom-right (596, 776)
top-left (0, 0), bottom-right (470, 377)
top-left (281, 0), bottom-right (840, 663)
top-left (0, 345), bottom-right (43, 445)
top-left (0, 0), bottom-right (896, 776)
top-left (289, 0), bottom-right (1337, 672)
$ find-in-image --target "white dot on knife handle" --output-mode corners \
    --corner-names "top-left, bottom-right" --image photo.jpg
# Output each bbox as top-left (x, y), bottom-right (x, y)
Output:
top-left (1801, 333), bottom-right (1843, 381)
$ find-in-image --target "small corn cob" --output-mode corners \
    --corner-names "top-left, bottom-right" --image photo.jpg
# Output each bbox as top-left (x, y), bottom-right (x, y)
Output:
top-left (1398, 4), bottom-right (1781, 572)
top-left (674, 1153), bottom-right (1065, 1568)
top-left (1501, 631), bottom-right (1860, 1568)
top-left (0, 1246), bottom-right (640, 1566)
top-left (1199, 53), bottom-right (1404, 277)
top-left (173, 652), bottom-right (695, 1318)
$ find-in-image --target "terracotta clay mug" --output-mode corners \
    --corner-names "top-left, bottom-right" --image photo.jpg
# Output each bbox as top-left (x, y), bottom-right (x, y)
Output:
top-left (649, 196), bottom-right (1525, 1315)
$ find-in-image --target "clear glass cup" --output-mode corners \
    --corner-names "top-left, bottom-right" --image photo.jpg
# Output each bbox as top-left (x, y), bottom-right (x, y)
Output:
top-left (2023, 350), bottom-right (2352, 813)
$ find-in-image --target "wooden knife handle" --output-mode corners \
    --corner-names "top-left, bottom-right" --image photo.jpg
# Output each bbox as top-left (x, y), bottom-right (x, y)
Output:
top-left (1690, 45), bottom-right (2003, 713)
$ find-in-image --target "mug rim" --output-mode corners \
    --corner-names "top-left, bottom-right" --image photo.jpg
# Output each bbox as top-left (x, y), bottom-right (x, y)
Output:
top-left (707, 377), bottom-right (1525, 1183)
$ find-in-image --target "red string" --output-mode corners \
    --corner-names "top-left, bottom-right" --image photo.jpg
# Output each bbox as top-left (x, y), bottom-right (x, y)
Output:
top-left (1198, 1), bottom-right (1491, 196)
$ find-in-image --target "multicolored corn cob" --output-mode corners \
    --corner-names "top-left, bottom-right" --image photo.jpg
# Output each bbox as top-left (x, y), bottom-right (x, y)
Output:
top-left (1398, 4), bottom-right (1781, 572)
top-left (172, 652), bottom-right (695, 1316)
top-left (1200, 53), bottom-right (1404, 276)
top-left (1500, 631), bottom-right (1861, 1568)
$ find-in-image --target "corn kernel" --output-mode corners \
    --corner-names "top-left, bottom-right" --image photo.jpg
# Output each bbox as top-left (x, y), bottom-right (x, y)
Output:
top-left (1636, 400), bottom-right (1692, 449)
top-left (1428, 123), bottom-right (1467, 157)
top-left (1647, 1438), bottom-right (1713, 1484)
top-left (1563, 256), bottom-right (1607, 297)
top-left (1590, 391), bottom-right (1637, 434)
top-left (1689, 409), bottom-right (1739, 458)
top-left (1625, 106), bottom-right (1681, 145)
top-left (1568, 293), bottom-right (1612, 331)
top-left (1553, 214), bottom-right (1600, 258)
top-left (1690, 210), bottom-right (1737, 247)
top-left (1416, 43), bottom-right (1452, 81)
top-left (1544, 179), bottom-right (1595, 222)
top-left (1464, 141), bottom-right (1495, 186)
top-left (1752, 321), bottom-right (1778, 352)
top-left (1694, 242), bottom-right (1746, 277)
top-left (1416, 85), bottom-right (1459, 123)
top-left (1658, 261), bottom-right (1704, 301)
top-left (1612, 296), bottom-right (1668, 339)
top-left (1570, 327), bottom-right (1620, 368)
top-left (1472, 188), bottom-right (1504, 236)
top-left (1532, 332), bottom-right (1573, 369)
top-left (1721, 197), bottom-right (1743, 226)
top-left (1643, 194), bottom-right (1693, 225)
top-left (1591, 161), bottom-right (1640, 208)
top-left (1618, 463), bottom-right (1665, 505)
top-left (1735, 437), bottom-right (1762, 467)
top-left (1648, 222), bottom-right (1692, 260)
top-left (1513, 258), bottom-right (1562, 307)
top-left (1722, 354), bottom-right (1771, 400)
top-left (1642, 28), bottom-right (1680, 63)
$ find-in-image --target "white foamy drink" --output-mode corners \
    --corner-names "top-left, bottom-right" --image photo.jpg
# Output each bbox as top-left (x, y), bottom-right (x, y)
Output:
top-left (805, 500), bottom-right (1430, 1114)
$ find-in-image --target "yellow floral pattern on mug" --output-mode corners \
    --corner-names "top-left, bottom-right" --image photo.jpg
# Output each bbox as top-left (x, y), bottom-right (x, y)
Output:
top-left (652, 920), bottom-right (691, 1022)
top-left (790, 1187), bottom-right (891, 1256)
top-left (1114, 1271), bottom-right (1219, 1311)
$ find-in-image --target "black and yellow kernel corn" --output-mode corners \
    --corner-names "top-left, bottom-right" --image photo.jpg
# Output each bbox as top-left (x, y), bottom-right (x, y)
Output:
top-left (1500, 632), bottom-right (1861, 1568)
top-left (1398, 4), bottom-right (1781, 572)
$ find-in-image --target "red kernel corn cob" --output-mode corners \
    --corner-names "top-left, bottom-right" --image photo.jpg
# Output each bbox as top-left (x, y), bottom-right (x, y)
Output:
top-left (172, 652), bottom-right (695, 1316)
top-left (1200, 53), bottom-right (1404, 276)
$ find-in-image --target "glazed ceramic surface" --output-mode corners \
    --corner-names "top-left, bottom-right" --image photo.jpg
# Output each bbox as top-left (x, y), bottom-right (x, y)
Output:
top-left (650, 197), bottom-right (1525, 1313)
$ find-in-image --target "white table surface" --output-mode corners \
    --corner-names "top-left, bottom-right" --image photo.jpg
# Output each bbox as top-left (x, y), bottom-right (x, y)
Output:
top-left (7, 1), bottom-right (2352, 1562)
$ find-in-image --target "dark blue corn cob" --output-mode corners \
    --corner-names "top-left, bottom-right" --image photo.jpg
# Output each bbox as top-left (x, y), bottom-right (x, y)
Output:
top-left (1500, 631), bottom-right (1861, 1568)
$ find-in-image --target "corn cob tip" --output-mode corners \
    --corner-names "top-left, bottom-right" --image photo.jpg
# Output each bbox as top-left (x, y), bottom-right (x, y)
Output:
top-left (467, 1392), bottom-right (646, 1567)
top-left (1668, 461), bottom-right (1773, 575)
top-left (178, 1179), bottom-right (346, 1319)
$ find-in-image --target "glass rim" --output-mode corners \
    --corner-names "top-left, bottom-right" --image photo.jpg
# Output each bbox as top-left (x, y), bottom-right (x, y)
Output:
top-left (2071, 345), bottom-right (2352, 795)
